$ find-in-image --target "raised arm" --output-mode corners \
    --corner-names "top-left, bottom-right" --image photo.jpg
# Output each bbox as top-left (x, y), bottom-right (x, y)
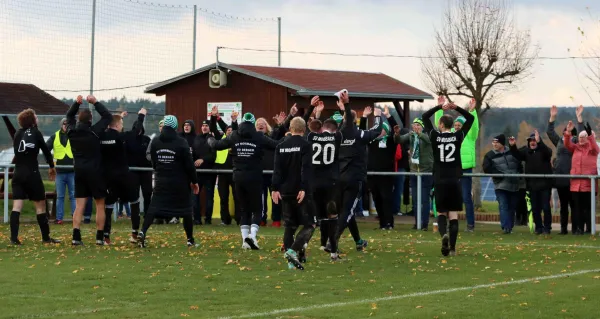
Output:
top-left (589, 133), bottom-right (599, 155)
top-left (65, 96), bottom-right (82, 132)
top-left (453, 105), bottom-right (475, 136)
top-left (88, 96), bottom-right (112, 135)
top-left (208, 135), bottom-right (234, 151)
top-left (357, 112), bottom-right (383, 143)
top-left (209, 115), bottom-right (224, 139)
top-left (546, 105), bottom-right (560, 147)
top-left (127, 110), bottom-right (146, 135)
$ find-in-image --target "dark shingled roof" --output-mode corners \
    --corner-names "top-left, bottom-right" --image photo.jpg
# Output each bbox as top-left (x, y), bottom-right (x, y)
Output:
top-left (0, 82), bottom-right (68, 115)
top-left (146, 63), bottom-right (433, 101)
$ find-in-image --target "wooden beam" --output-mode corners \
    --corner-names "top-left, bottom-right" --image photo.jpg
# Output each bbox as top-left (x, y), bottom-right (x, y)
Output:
top-left (403, 100), bottom-right (410, 125)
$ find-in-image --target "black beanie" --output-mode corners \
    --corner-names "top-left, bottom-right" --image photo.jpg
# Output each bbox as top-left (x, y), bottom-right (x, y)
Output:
top-left (493, 134), bottom-right (506, 146)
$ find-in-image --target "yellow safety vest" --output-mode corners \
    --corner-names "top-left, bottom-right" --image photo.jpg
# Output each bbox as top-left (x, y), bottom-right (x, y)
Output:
top-left (53, 130), bottom-right (73, 160)
top-left (215, 134), bottom-right (229, 164)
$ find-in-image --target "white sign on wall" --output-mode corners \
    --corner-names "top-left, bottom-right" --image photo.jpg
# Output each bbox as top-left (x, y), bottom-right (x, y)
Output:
top-left (207, 102), bottom-right (242, 129)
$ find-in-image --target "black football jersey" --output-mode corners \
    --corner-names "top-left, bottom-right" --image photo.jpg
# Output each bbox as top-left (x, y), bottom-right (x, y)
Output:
top-left (430, 130), bottom-right (465, 184)
top-left (307, 131), bottom-right (342, 188)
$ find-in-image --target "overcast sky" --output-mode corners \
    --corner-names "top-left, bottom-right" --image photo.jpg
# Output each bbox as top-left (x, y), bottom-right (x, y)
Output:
top-left (1, 0), bottom-right (599, 108)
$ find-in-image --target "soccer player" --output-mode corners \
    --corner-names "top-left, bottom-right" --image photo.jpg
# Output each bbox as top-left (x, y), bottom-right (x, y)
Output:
top-left (208, 112), bottom-right (280, 250)
top-left (271, 117), bottom-right (314, 270)
top-left (66, 95), bottom-right (113, 246)
top-left (10, 108), bottom-right (59, 245)
top-left (336, 90), bottom-right (384, 252)
top-left (100, 108), bottom-right (146, 245)
top-left (420, 97), bottom-right (474, 256)
top-left (139, 115), bottom-right (200, 247)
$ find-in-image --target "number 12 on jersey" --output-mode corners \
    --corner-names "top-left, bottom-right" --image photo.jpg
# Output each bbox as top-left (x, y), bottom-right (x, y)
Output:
top-left (438, 143), bottom-right (456, 162)
top-left (312, 143), bottom-right (335, 165)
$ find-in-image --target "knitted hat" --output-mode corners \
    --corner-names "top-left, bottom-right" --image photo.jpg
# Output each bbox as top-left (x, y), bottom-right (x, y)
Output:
top-left (242, 112), bottom-right (256, 124)
top-left (163, 115), bottom-right (178, 129)
top-left (455, 116), bottom-right (466, 125)
top-left (413, 118), bottom-right (424, 127)
top-left (202, 120), bottom-right (210, 126)
top-left (331, 111), bottom-right (343, 124)
top-left (493, 134), bottom-right (506, 146)
top-left (158, 120), bottom-right (164, 126)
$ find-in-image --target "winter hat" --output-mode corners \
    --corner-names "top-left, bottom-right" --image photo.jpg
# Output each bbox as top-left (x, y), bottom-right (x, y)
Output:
top-left (413, 118), bottom-right (424, 127)
top-left (158, 120), bottom-right (164, 126)
top-left (202, 120), bottom-right (210, 126)
top-left (526, 132), bottom-right (536, 141)
top-left (242, 112), bottom-right (256, 124)
top-left (455, 116), bottom-right (466, 125)
top-left (163, 115), bottom-right (178, 129)
top-left (331, 111), bottom-right (343, 124)
top-left (493, 134), bottom-right (506, 146)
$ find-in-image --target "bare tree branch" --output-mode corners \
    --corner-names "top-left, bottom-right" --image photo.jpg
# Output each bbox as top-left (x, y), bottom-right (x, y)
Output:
top-left (421, 0), bottom-right (539, 111)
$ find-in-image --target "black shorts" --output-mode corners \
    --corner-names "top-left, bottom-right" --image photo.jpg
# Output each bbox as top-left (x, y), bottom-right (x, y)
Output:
top-left (313, 185), bottom-right (340, 220)
top-left (434, 181), bottom-right (463, 212)
top-left (282, 196), bottom-right (316, 228)
top-left (12, 169), bottom-right (45, 201)
top-left (106, 174), bottom-right (139, 205)
top-left (74, 169), bottom-right (107, 199)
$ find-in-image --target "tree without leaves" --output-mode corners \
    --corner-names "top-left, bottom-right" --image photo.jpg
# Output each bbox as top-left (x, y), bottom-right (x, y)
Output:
top-left (421, 0), bottom-right (539, 109)
top-left (576, 8), bottom-right (600, 101)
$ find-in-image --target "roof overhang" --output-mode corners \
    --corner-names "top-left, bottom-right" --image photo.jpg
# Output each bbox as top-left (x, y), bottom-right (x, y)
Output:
top-left (293, 90), bottom-right (432, 101)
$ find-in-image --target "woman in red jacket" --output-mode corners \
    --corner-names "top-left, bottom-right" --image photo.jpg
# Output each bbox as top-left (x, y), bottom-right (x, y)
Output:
top-left (564, 121), bottom-right (599, 235)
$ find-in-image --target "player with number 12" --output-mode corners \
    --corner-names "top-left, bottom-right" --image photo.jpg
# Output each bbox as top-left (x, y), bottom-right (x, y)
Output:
top-left (421, 96), bottom-right (474, 257)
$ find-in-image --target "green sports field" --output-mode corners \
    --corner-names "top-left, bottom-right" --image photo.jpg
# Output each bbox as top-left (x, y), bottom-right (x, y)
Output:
top-left (0, 221), bottom-right (599, 319)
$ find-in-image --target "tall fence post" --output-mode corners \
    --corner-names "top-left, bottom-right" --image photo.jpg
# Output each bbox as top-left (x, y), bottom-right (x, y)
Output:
top-left (277, 17), bottom-right (281, 66)
top-left (416, 174), bottom-right (422, 230)
top-left (591, 176), bottom-right (597, 235)
top-left (90, 0), bottom-right (96, 98)
top-left (3, 166), bottom-right (8, 224)
top-left (193, 5), bottom-right (197, 70)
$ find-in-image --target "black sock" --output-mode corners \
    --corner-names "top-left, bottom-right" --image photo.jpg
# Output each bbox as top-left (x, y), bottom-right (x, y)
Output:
top-left (73, 228), bottom-right (81, 241)
top-left (328, 219), bottom-right (339, 254)
top-left (284, 227), bottom-right (296, 250)
top-left (438, 215), bottom-right (448, 237)
top-left (10, 211), bottom-right (20, 241)
top-left (96, 230), bottom-right (104, 241)
top-left (141, 212), bottom-right (155, 235)
top-left (36, 213), bottom-right (50, 241)
top-left (183, 215), bottom-right (194, 241)
top-left (131, 202), bottom-right (141, 233)
top-left (348, 217), bottom-right (361, 243)
top-left (449, 219), bottom-right (459, 250)
top-left (320, 222), bottom-right (328, 247)
top-left (104, 207), bottom-right (113, 237)
top-left (291, 226), bottom-right (315, 252)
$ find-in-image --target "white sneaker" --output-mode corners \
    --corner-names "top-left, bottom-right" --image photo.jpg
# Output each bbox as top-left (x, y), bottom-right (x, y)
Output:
top-left (245, 237), bottom-right (260, 250)
top-left (319, 246), bottom-right (327, 251)
top-left (362, 210), bottom-right (369, 217)
top-left (169, 217), bottom-right (179, 224)
top-left (242, 241), bottom-right (251, 250)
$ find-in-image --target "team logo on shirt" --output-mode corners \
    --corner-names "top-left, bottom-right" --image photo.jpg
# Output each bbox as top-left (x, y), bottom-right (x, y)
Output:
top-left (17, 140), bottom-right (35, 153)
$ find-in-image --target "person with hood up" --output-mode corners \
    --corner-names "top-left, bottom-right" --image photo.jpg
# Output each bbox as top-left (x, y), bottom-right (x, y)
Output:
top-left (193, 113), bottom-right (218, 225)
top-left (208, 112), bottom-right (280, 250)
top-left (483, 134), bottom-right (521, 233)
top-left (546, 105), bottom-right (578, 234)
top-left (209, 107), bottom-right (239, 225)
top-left (124, 116), bottom-right (153, 217)
top-left (139, 115), bottom-right (200, 248)
top-left (510, 130), bottom-right (554, 234)
top-left (563, 120), bottom-right (598, 235)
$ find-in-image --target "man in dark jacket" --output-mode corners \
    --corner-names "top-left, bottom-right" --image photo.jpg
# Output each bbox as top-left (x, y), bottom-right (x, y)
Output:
top-left (180, 119), bottom-right (196, 149)
top-left (208, 113), bottom-right (280, 250)
top-left (66, 95), bottom-right (113, 245)
top-left (363, 106), bottom-right (398, 230)
top-left (193, 119), bottom-right (217, 225)
top-left (139, 115), bottom-right (200, 248)
top-left (125, 121), bottom-right (153, 218)
top-left (483, 134), bottom-right (521, 233)
top-left (547, 105), bottom-right (577, 234)
top-left (511, 130), bottom-right (554, 234)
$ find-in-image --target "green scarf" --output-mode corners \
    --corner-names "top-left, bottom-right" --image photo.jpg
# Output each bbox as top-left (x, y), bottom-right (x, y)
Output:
top-left (375, 122), bottom-right (391, 148)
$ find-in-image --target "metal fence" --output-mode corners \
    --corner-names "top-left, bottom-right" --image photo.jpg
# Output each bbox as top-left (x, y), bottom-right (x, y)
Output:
top-left (1, 164), bottom-right (597, 235)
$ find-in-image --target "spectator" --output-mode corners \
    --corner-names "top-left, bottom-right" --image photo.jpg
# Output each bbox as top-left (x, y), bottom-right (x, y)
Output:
top-left (511, 130), bottom-right (554, 235)
top-left (192, 118), bottom-right (217, 225)
top-left (124, 111), bottom-right (153, 217)
top-left (483, 134), bottom-right (520, 233)
top-left (394, 117), bottom-right (434, 230)
top-left (546, 105), bottom-right (577, 234)
top-left (363, 106), bottom-right (398, 229)
top-left (392, 128), bottom-right (409, 215)
top-left (564, 121), bottom-right (598, 235)
top-left (434, 99), bottom-right (479, 231)
top-left (46, 118), bottom-right (75, 224)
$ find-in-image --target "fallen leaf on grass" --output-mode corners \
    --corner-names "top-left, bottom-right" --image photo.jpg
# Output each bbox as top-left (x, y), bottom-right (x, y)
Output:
top-left (28, 264), bottom-right (35, 269)
top-left (441, 259), bottom-right (447, 264)
top-left (415, 306), bottom-right (423, 309)
top-left (180, 314), bottom-right (189, 317)
top-left (275, 286), bottom-right (281, 289)
top-left (211, 288), bottom-right (217, 292)
top-left (561, 310), bottom-right (567, 313)
top-left (299, 293), bottom-right (308, 296)
top-left (143, 291), bottom-right (148, 294)
top-left (520, 303), bottom-right (528, 306)
top-left (581, 297), bottom-right (586, 301)
top-left (93, 286), bottom-right (99, 289)
top-left (72, 270), bottom-right (78, 274)
top-left (371, 303), bottom-right (377, 310)
top-left (546, 291), bottom-right (554, 296)
top-left (190, 306), bottom-right (198, 310)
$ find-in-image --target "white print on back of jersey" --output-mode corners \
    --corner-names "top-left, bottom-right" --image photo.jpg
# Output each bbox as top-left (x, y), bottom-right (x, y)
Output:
top-left (156, 149), bottom-right (176, 164)
top-left (341, 139), bottom-right (355, 146)
top-left (437, 143), bottom-right (456, 162)
top-left (436, 136), bottom-right (457, 143)
top-left (279, 147), bottom-right (300, 153)
top-left (312, 143), bottom-right (335, 165)
top-left (101, 140), bottom-right (116, 145)
top-left (235, 142), bottom-right (257, 158)
top-left (313, 136), bottom-right (335, 142)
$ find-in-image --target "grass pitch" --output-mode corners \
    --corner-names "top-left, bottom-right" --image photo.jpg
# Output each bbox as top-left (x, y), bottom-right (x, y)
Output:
top-left (0, 221), bottom-right (599, 319)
